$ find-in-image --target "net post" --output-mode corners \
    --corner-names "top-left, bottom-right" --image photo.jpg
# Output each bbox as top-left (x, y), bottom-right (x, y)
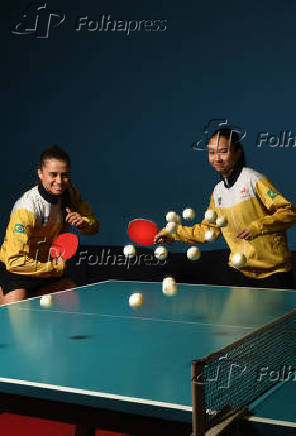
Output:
top-left (191, 359), bottom-right (206, 436)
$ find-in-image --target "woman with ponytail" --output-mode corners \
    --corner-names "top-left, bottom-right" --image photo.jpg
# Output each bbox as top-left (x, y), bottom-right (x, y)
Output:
top-left (0, 145), bottom-right (99, 304)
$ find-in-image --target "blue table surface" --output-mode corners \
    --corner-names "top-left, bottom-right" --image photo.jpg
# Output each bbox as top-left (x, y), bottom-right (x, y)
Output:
top-left (0, 281), bottom-right (295, 422)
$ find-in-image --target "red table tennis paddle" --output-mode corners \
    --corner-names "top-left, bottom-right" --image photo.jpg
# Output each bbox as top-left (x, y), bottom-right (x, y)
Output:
top-left (50, 233), bottom-right (79, 260)
top-left (128, 219), bottom-right (159, 246)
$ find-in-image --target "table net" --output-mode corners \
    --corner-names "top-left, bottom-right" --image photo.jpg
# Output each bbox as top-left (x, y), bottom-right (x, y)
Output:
top-left (191, 308), bottom-right (296, 435)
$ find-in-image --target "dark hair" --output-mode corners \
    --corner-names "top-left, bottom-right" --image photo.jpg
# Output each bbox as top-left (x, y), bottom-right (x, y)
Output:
top-left (39, 145), bottom-right (71, 169)
top-left (210, 128), bottom-right (246, 167)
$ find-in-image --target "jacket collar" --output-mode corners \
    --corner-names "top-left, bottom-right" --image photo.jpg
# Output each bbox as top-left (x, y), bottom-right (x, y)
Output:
top-left (222, 164), bottom-right (244, 188)
top-left (38, 183), bottom-right (60, 204)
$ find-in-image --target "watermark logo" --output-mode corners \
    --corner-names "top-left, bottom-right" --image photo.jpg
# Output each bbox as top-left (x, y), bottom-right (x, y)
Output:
top-left (193, 354), bottom-right (247, 389)
top-left (257, 130), bottom-right (296, 148)
top-left (75, 15), bottom-right (167, 36)
top-left (192, 355), bottom-right (296, 389)
top-left (11, 2), bottom-right (167, 38)
top-left (11, 2), bottom-right (65, 39)
top-left (257, 365), bottom-right (296, 383)
top-left (192, 119), bottom-right (247, 151)
top-left (76, 248), bottom-right (167, 269)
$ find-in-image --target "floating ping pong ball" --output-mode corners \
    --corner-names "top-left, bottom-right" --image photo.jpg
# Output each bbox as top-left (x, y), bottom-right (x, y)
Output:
top-left (162, 276), bottom-right (176, 286)
top-left (162, 281), bottom-right (178, 296)
top-left (123, 244), bottom-right (136, 259)
top-left (204, 210), bottom-right (217, 223)
top-left (232, 253), bottom-right (247, 268)
top-left (162, 276), bottom-right (177, 296)
top-left (216, 216), bottom-right (227, 227)
top-left (187, 246), bottom-right (201, 261)
top-left (129, 292), bottom-right (144, 307)
top-left (166, 211), bottom-right (178, 222)
top-left (182, 208), bottom-right (195, 221)
top-left (205, 229), bottom-right (216, 242)
top-left (166, 222), bottom-right (177, 234)
top-left (40, 295), bottom-right (54, 307)
top-left (154, 245), bottom-right (168, 260)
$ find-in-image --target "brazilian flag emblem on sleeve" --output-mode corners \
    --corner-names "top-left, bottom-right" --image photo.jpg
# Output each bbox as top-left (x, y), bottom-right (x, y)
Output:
top-left (13, 224), bottom-right (26, 234)
top-left (267, 189), bottom-right (278, 200)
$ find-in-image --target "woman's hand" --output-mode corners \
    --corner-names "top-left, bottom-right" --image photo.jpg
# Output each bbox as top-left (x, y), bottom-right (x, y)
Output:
top-left (154, 231), bottom-right (174, 245)
top-left (237, 229), bottom-right (253, 240)
top-left (65, 207), bottom-right (86, 229)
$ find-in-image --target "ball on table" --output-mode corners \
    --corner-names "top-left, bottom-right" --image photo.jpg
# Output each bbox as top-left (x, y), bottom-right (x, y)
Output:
top-left (162, 277), bottom-right (178, 296)
top-left (187, 246), bottom-right (201, 261)
top-left (166, 211), bottom-right (178, 222)
top-left (40, 294), bottom-right (54, 308)
top-left (182, 208), bottom-right (195, 221)
top-left (166, 221), bottom-right (177, 234)
top-left (231, 253), bottom-right (247, 268)
top-left (154, 245), bottom-right (168, 260)
top-left (123, 244), bottom-right (136, 259)
top-left (205, 229), bottom-right (216, 242)
top-left (204, 209), bottom-right (217, 223)
top-left (216, 216), bottom-right (227, 227)
top-left (129, 292), bottom-right (144, 307)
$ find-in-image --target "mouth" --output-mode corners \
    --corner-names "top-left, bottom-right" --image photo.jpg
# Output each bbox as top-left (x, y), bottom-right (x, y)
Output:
top-left (52, 186), bottom-right (63, 193)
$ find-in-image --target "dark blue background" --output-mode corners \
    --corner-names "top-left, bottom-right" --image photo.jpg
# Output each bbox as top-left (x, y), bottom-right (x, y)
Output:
top-left (3, 0), bottom-right (296, 252)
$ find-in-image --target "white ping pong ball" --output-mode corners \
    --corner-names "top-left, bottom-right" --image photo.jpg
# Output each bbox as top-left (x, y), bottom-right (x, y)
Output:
top-left (166, 211), bottom-right (178, 222)
top-left (231, 253), bottom-right (247, 268)
top-left (40, 295), bottom-right (54, 307)
top-left (162, 276), bottom-right (176, 285)
top-left (154, 245), bottom-right (168, 260)
top-left (182, 208), bottom-right (195, 221)
top-left (205, 229), bottom-right (216, 242)
top-left (129, 292), bottom-right (144, 307)
top-left (204, 210), bottom-right (217, 223)
top-left (216, 216), bottom-right (227, 227)
top-left (166, 222), bottom-right (177, 234)
top-left (162, 282), bottom-right (178, 296)
top-left (123, 244), bottom-right (136, 259)
top-left (187, 246), bottom-right (201, 261)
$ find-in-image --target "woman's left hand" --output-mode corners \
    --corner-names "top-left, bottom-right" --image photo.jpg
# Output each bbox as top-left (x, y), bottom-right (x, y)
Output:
top-left (237, 229), bottom-right (253, 240)
top-left (65, 207), bottom-right (86, 229)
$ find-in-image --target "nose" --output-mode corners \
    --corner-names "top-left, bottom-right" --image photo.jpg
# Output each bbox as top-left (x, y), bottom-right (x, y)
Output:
top-left (56, 175), bottom-right (62, 184)
top-left (214, 152), bottom-right (223, 162)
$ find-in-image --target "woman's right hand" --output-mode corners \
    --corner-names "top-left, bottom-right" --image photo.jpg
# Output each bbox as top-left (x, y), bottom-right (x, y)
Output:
top-left (154, 231), bottom-right (174, 245)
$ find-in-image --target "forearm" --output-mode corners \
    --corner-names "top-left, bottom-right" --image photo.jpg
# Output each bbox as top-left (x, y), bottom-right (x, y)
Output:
top-left (248, 207), bottom-right (296, 236)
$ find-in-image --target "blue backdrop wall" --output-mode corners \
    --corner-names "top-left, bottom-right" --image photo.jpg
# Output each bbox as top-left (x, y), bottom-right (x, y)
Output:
top-left (3, 0), bottom-right (296, 252)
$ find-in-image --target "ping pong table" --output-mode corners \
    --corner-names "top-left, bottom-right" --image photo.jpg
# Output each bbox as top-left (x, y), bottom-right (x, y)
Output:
top-left (0, 281), bottom-right (295, 436)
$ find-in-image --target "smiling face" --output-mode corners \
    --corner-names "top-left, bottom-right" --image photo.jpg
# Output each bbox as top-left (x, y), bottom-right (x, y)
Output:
top-left (37, 159), bottom-right (70, 195)
top-left (208, 135), bottom-right (242, 178)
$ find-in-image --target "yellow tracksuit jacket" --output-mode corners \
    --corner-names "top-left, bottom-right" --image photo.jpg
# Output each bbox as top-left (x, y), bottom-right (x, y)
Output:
top-left (0, 184), bottom-right (99, 277)
top-left (171, 167), bottom-right (296, 278)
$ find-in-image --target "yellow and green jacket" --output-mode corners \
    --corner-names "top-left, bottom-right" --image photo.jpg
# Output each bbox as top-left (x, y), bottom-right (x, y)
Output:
top-left (0, 184), bottom-right (99, 277)
top-left (171, 167), bottom-right (296, 278)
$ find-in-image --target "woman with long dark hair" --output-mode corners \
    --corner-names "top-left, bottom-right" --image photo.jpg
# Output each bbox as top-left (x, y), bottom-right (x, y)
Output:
top-left (156, 128), bottom-right (296, 288)
top-left (0, 145), bottom-right (99, 304)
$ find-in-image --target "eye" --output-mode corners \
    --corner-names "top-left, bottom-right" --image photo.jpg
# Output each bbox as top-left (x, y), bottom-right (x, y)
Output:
top-left (50, 172), bottom-right (58, 177)
top-left (61, 173), bottom-right (69, 179)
